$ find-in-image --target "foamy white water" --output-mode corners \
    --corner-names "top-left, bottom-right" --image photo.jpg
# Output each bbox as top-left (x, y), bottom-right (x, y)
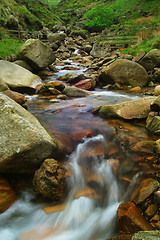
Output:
top-left (0, 135), bottom-right (138, 240)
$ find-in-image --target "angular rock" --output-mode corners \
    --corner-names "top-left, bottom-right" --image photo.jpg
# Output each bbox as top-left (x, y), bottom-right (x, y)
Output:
top-left (139, 49), bottom-right (160, 71)
top-left (59, 72), bottom-right (85, 84)
top-left (90, 43), bottom-right (110, 58)
top-left (0, 178), bottom-right (17, 213)
top-left (0, 60), bottom-right (42, 91)
top-left (117, 202), bottom-right (154, 234)
top-left (33, 158), bottom-right (67, 201)
top-left (0, 93), bottom-right (61, 173)
top-left (39, 81), bottom-right (65, 94)
top-left (4, 90), bottom-right (27, 108)
top-left (74, 79), bottom-right (95, 90)
top-left (131, 231), bottom-right (160, 240)
top-left (19, 39), bottom-right (56, 71)
top-left (99, 59), bottom-right (148, 87)
top-left (99, 97), bottom-right (155, 120)
top-left (62, 86), bottom-right (90, 97)
top-left (146, 116), bottom-right (160, 134)
top-left (14, 60), bottom-right (33, 71)
top-left (133, 178), bottom-right (159, 204)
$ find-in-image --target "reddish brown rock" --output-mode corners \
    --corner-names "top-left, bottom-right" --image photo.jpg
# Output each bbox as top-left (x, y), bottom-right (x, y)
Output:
top-left (4, 90), bottom-right (27, 106)
top-left (145, 204), bottom-right (158, 218)
top-left (132, 178), bottom-right (159, 204)
top-left (74, 79), bottom-right (93, 90)
top-left (117, 202), bottom-right (154, 234)
top-left (108, 234), bottom-right (132, 240)
top-left (0, 178), bottom-right (17, 213)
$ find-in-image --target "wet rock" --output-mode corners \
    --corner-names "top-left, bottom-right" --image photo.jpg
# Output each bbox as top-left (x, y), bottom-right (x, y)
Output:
top-left (56, 94), bottom-right (68, 100)
top-left (99, 59), bottom-right (148, 87)
top-left (99, 97), bottom-right (155, 120)
top-left (129, 86), bottom-right (141, 93)
top-left (49, 88), bottom-right (61, 95)
top-left (150, 96), bottom-right (160, 112)
top-left (117, 202), bottom-right (154, 234)
top-left (39, 81), bottom-right (65, 94)
top-left (108, 235), bottom-right (133, 240)
top-left (130, 141), bottom-right (155, 154)
top-left (33, 158), bottom-right (67, 201)
top-left (59, 72), bottom-right (85, 84)
top-left (4, 89), bottom-right (27, 108)
top-left (139, 49), bottom-right (160, 71)
top-left (19, 39), bottom-right (56, 71)
top-left (0, 93), bottom-right (61, 174)
top-left (62, 86), bottom-right (90, 97)
top-left (131, 230), bottom-right (160, 240)
top-left (132, 178), bottom-right (159, 204)
top-left (0, 178), bottom-right (17, 213)
top-left (74, 79), bottom-right (95, 90)
top-left (0, 60), bottom-right (42, 92)
top-left (146, 116), bottom-right (160, 134)
top-left (145, 204), bottom-right (158, 218)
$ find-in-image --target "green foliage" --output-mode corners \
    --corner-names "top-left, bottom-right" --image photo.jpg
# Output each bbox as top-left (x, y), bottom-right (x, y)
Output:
top-left (84, 4), bottom-right (114, 32)
top-left (0, 38), bottom-right (23, 59)
top-left (120, 35), bottom-right (160, 56)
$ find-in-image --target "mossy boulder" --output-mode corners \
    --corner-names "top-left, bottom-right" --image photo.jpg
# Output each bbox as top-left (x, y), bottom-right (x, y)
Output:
top-left (99, 59), bottom-right (148, 87)
top-left (139, 49), bottom-right (160, 71)
top-left (19, 39), bottom-right (56, 71)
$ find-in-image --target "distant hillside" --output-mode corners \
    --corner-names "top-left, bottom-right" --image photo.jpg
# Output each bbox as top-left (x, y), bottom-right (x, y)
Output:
top-left (0, 0), bottom-right (61, 30)
top-left (55, 0), bottom-right (160, 31)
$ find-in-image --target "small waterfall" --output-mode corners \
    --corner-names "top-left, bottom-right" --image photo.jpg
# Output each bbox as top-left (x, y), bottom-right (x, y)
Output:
top-left (44, 134), bottom-right (121, 240)
top-left (0, 134), bottom-right (140, 240)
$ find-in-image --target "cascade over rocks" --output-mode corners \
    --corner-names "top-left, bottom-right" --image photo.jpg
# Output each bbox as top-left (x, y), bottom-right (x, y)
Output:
top-left (99, 97), bottom-right (155, 120)
top-left (0, 60), bottom-right (41, 92)
top-left (0, 93), bottom-right (62, 174)
top-left (19, 39), bottom-right (56, 71)
top-left (99, 59), bottom-right (149, 87)
top-left (139, 49), bottom-right (160, 71)
top-left (33, 158), bottom-right (68, 201)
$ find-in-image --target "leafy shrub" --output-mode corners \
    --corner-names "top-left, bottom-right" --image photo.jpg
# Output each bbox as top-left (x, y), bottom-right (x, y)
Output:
top-left (84, 4), bottom-right (114, 32)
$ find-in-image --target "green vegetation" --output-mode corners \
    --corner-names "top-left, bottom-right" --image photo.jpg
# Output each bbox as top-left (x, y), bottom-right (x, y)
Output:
top-left (84, 5), bottom-right (114, 32)
top-left (120, 34), bottom-right (160, 56)
top-left (0, 38), bottom-right (23, 59)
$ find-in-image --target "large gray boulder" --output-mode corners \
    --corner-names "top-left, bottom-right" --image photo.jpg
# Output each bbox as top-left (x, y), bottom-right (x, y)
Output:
top-left (99, 97), bottom-right (155, 120)
top-left (0, 60), bottom-right (42, 91)
top-left (0, 93), bottom-right (61, 174)
top-left (99, 59), bottom-right (148, 87)
top-left (139, 49), bottom-right (160, 71)
top-left (19, 39), bottom-right (56, 71)
top-left (131, 231), bottom-right (160, 240)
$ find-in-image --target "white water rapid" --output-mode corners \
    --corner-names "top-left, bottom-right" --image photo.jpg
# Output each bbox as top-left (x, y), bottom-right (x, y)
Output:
top-left (0, 134), bottom-right (127, 240)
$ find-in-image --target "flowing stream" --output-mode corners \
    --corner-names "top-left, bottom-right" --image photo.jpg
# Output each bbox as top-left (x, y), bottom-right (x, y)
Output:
top-left (0, 53), bottom-right (155, 240)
